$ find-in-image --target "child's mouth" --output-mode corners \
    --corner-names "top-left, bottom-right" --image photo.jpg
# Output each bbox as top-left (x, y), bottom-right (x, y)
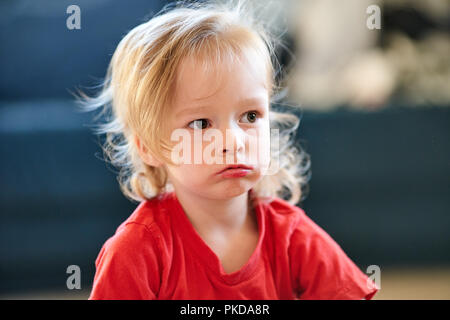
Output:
top-left (217, 165), bottom-right (253, 178)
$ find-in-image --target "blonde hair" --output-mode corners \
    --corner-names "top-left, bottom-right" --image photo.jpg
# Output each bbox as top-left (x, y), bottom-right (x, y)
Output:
top-left (76, 0), bottom-right (311, 205)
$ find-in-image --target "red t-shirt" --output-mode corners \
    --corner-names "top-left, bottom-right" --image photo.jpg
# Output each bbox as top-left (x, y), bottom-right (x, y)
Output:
top-left (89, 191), bottom-right (378, 300)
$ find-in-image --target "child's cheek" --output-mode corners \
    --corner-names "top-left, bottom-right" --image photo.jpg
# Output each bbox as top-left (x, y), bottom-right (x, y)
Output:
top-left (254, 123), bottom-right (272, 174)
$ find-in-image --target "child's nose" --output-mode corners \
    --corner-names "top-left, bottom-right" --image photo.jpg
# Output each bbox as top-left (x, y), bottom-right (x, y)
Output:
top-left (221, 125), bottom-right (245, 156)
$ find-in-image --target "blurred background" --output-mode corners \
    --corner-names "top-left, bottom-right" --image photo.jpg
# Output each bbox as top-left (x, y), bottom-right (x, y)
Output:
top-left (0, 0), bottom-right (449, 299)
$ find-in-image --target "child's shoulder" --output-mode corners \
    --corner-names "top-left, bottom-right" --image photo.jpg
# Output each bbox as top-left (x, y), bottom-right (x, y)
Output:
top-left (100, 192), bottom-right (174, 251)
top-left (255, 195), bottom-right (310, 236)
top-left (99, 192), bottom-right (174, 255)
top-left (259, 196), bottom-right (329, 239)
top-left (117, 192), bottom-right (173, 231)
top-left (260, 196), bottom-right (305, 216)
top-left (258, 195), bottom-right (307, 224)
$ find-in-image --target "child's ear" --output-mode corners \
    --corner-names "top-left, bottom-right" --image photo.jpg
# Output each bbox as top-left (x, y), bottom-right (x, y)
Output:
top-left (134, 135), bottom-right (163, 167)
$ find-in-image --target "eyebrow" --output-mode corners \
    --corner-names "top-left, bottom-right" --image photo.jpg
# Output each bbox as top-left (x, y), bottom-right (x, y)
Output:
top-left (175, 97), bottom-right (267, 118)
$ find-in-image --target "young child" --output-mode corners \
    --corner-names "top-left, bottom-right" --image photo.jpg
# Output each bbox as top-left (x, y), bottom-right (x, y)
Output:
top-left (81, 0), bottom-right (379, 300)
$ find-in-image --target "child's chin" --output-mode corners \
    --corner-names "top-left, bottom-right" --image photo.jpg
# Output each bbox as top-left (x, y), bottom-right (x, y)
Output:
top-left (213, 183), bottom-right (253, 199)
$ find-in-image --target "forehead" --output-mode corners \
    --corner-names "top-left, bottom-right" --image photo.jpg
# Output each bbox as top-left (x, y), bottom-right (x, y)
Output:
top-left (172, 50), bottom-right (269, 108)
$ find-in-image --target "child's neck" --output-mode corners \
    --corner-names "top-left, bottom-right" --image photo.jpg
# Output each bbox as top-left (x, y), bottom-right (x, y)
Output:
top-left (174, 189), bottom-right (255, 236)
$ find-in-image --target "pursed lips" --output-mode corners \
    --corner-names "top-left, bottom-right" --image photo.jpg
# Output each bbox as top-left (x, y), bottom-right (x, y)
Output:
top-left (217, 164), bottom-right (253, 173)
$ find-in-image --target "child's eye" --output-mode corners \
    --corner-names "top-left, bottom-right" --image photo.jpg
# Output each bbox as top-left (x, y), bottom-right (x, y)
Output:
top-left (187, 119), bottom-right (210, 130)
top-left (240, 111), bottom-right (260, 124)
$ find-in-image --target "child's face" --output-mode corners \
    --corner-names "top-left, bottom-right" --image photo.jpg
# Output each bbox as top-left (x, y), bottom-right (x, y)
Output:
top-left (163, 52), bottom-right (271, 200)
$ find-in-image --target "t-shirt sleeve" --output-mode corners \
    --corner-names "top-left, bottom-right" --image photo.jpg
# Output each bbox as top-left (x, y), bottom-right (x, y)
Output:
top-left (89, 222), bottom-right (162, 300)
top-left (288, 209), bottom-right (379, 300)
